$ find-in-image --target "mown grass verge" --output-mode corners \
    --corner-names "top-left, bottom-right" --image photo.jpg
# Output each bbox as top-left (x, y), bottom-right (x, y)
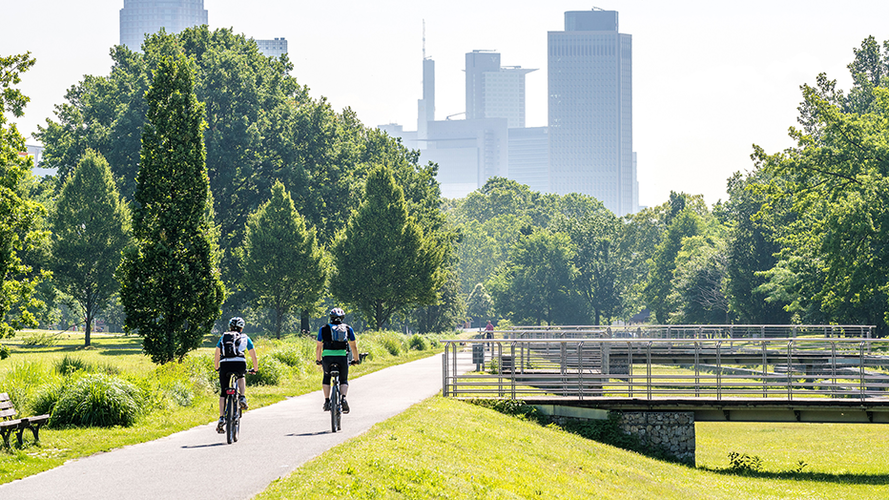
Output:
top-left (256, 397), bottom-right (889, 500)
top-left (0, 329), bottom-right (447, 484)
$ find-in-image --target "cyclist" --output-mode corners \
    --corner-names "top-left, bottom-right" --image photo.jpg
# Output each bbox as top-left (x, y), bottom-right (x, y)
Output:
top-left (214, 317), bottom-right (258, 433)
top-left (315, 307), bottom-right (359, 413)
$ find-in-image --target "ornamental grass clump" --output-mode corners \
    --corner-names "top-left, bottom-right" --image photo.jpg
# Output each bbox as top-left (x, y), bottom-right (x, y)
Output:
top-left (51, 373), bottom-right (144, 427)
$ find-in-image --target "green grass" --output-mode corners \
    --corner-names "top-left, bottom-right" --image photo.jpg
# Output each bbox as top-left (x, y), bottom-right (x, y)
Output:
top-left (0, 329), bottom-right (442, 484)
top-left (256, 397), bottom-right (889, 500)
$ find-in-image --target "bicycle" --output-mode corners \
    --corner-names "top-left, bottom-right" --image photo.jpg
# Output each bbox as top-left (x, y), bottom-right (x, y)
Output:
top-left (222, 368), bottom-right (256, 444)
top-left (322, 355), bottom-right (364, 433)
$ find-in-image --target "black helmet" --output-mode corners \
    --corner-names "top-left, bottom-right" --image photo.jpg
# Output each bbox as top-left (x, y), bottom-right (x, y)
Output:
top-left (329, 308), bottom-right (345, 324)
top-left (229, 317), bottom-right (245, 330)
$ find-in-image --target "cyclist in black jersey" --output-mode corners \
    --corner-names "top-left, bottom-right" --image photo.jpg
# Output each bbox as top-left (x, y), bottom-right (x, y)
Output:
top-left (315, 307), bottom-right (359, 413)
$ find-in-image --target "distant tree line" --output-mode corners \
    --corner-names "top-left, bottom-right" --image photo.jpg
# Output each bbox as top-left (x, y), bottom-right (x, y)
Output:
top-left (2, 33), bottom-right (888, 362)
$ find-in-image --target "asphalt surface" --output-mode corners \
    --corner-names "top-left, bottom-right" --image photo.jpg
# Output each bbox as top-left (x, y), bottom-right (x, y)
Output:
top-left (1, 353), bottom-right (454, 500)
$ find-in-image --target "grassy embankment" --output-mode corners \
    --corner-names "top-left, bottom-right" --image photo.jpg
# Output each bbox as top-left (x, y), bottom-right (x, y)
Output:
top-left (0, 328), bottom-right (444, 484)
top-left (257, 396), bottom-right (889, 500)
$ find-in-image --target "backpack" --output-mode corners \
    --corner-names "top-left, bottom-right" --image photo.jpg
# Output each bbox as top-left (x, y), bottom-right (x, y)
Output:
top-left (330, 324), bottom-right (350, 343)
top-left (221, 332), bottom-right (242, 359)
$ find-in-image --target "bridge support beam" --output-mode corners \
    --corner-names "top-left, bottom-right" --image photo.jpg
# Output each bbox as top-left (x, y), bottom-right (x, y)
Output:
top-left (533, 405), bottom-right (696, 463)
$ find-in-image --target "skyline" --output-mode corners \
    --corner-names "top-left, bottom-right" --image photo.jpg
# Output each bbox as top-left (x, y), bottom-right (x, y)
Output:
top-left (4, 0), bottom-right (889, 208)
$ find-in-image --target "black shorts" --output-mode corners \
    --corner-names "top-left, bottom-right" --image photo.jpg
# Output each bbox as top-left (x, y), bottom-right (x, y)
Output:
top-left (321, 356), bottom-right (349, 385)
top-left (219, 360), bottom-right (247, 396)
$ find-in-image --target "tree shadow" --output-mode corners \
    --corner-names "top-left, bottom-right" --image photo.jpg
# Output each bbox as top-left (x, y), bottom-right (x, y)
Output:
top-left (699, 467), bottom-right (889, 485)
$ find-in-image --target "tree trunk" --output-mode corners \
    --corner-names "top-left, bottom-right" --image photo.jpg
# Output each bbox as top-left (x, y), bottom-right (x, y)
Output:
top-left (300, 308), bottom-right (310, 334)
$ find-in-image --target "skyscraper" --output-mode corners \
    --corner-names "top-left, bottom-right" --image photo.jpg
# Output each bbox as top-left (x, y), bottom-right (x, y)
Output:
top-left (119, 0), bottom-right (208, 51)
top-left (548, 9), bottom-right (638, 215)
top-left (465, 50), bottom-right (535, 128)
top-left (255, 38), bottom-right (288, 58)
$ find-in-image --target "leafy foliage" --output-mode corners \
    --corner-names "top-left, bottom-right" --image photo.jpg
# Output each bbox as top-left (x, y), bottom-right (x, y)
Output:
top-left (238, 181), bottom-right (326, 338)
top-left (117, 54), bottom-right (225, 364)
top-left (50, 373), bottom-right (144, 428)
top-left (51, 149), bottom-right (131, 346)
top-left (330, 166), bottom-right (446, 330)
top-left (0, 53), bottom-right (50, 347)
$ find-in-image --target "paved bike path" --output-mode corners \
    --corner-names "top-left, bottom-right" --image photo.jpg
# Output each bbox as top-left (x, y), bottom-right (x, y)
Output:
top-left (1, 353), bottom-right (455, 500)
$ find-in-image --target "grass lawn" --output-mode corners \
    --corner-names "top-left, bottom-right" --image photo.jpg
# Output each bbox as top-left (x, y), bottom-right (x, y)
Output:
top-left (256, 397), bottom-right (889, 500)
top-left (0, 329), bottom-right (442, 484)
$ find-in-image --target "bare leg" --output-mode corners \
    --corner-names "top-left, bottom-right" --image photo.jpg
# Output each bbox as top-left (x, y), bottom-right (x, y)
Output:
top-left (341, 383), bottom-right (349, 397)
top-left (322, 384), bottom-right (330, 398)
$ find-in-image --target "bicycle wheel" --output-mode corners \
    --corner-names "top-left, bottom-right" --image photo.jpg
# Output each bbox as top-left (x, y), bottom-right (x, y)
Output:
top-left (226, 394), bottom-right (236, 444)
top-left (232, 404), bottom-right (240, 443)
top-left (330, 381), bottom-right (339, 433)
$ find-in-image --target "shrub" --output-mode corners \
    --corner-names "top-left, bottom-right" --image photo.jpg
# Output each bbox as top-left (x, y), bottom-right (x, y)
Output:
top-left (51, 373), bottom-right (144, 427)
top-left (269, 340), bottom-right (314, 367)
top-left (375, 331), bottom-right (406, 356)
top-left (55, 354), bottom-right (95, 375)
top-left (29, 377), bottom-right (64, 416)
top-left (408, 334), bottom-right (429, 351)
top-left (247, 357), bottom-right (287, 386)
top-left (727, 452), bottom-right (764, 474)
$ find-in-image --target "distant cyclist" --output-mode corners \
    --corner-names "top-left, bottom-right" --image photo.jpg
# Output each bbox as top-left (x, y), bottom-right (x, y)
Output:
top-left (214, 317), bottom-right (258, 433)
top-left (315, 307), bottom-right (359, 413)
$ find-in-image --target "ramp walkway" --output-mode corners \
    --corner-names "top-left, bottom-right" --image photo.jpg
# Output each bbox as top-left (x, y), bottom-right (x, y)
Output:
top-left (0, 353), bottom-right (454, 500)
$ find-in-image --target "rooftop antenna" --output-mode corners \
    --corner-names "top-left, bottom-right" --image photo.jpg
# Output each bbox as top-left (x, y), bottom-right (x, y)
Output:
top-left (422, 19), bottom-right (426, 60)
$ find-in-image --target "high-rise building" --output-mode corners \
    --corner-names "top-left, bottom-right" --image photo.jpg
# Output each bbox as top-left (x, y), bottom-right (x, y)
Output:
top-left (548, 9), bottom-right (638, 215)
top-left (508, 127), bottom-right (549, 193)
top-left (465, 51), bottom-right (536, 128)
top-left (255, 38), bottom-right (288, 58)
top-left (119, 0), bottom-right (208, 51)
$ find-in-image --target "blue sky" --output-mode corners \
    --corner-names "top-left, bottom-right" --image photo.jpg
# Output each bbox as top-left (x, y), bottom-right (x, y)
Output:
top-left (4, 0), bottom-right (889, 208)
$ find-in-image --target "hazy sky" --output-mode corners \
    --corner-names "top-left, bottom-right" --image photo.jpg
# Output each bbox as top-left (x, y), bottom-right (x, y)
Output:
top-left (4, 0), bottom-right (889, 207)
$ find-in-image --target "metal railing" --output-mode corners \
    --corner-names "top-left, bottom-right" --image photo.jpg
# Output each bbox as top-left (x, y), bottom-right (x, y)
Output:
top-left (442, 337), bottom-right (889, 402)
top-left (505, 324), bottom-right (875, 340)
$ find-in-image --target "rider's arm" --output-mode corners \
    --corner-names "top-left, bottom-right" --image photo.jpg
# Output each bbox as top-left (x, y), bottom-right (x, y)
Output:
top-left (348, 340), bottom-right (359, 362)
top-left (248, 348), bottom-right (258, 371)
top-left (315, 340), bottom-right (323, 363)
top-left (214, 347), bottom-right (221, 371)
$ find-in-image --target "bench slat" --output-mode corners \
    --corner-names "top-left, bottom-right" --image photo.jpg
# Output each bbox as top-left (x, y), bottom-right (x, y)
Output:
top-left (0, 408), bottom-right (16, 419)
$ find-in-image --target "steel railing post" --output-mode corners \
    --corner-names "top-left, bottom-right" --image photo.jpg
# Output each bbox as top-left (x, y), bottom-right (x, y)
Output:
top-left (860, 341), bottom-right (867, 401)
top-left (646, 341), bottom-right (652, 400)
top-left (762, 340), bottom-right (768, 398)
top-left (716, 340), bottom-right (722, 400)
top-left (627, 341), bottom-right (634, 398)
top-left (694, 341), bottom-right (700, 397)
top-left (511, 341), bottom-right (517, 400)
top-left (787, 340), bottom-right (794, 400)
top-left (442, 341), bottom-right (449, 397)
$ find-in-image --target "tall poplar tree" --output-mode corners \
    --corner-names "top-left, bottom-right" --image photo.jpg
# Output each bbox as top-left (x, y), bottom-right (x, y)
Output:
top-left (52, 149), bottom-right (130, 346)
top-left (118, 54), bottom-right (225, 364)
top-left (238, 181), bottom-right (325, 338)
top-left (330, 166), bottom-right (445, 330)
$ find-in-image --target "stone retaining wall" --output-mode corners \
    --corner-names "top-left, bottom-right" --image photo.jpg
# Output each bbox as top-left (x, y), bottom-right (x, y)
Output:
top-left (618, 411), bottom-right (695, 463)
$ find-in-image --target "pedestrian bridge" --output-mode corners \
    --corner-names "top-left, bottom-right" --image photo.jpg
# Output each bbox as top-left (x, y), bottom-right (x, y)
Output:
top-left (442, 325), bottom-right (889, 424)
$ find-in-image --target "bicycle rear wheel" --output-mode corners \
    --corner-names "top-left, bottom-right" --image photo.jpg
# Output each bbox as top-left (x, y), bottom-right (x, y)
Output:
top-left (226, 394), bottom-right (236, 444)
top-left (330, 382), bottom-right (339, 433)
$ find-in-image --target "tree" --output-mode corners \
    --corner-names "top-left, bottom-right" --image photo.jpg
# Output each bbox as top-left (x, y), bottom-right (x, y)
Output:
top-left (0, 53), bottom-right (50, 356)
top-left (722, 170), bottom-right (791, 324)
top-left (117, 54), bottom-right (225, 364)
top-left (238, 181), bottom-right (325, 338)
top-left (488, 229), bottom-right (583, 326)
top-left (466, 282), bottom-right (494, 327)
top-left (562, 209), bottom-right (626, 325)
top-left (411, 268), bottom-right (464, 334)
top-left (643, 200), bottom-right (707, 324)
top-left (51, 149), bottom-right (130, 346)
top-left (330, 166), bottom-right (445, 330)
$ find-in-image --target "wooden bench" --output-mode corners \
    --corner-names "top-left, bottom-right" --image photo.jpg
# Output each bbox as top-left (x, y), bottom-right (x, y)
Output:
top-left (0, 392), bottom-right (50, 448)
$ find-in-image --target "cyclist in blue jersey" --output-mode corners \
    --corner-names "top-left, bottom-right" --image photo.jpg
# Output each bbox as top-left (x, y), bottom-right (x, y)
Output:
top-left (315, 307), bottom-right (359, 413)
top-left (214, 317), bottom-right (258, 433)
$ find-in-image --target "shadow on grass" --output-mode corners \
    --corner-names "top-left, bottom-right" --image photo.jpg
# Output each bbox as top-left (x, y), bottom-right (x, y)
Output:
top-left (699, 467), bottom-right (889, 485)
